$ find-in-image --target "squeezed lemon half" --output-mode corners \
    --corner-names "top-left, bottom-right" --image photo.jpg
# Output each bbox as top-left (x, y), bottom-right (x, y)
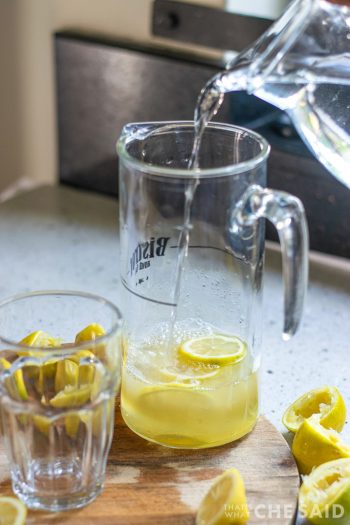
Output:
top-left (299, 458), bottom-right (350, 525)
top-left (292, 418), bottom-right (350, 475)
top-left (179, 334), bottom-right (246, 365)
top-left (283, 386), bottom-right (346, 433)
top-left (196, 468), bottom-right (249, 525)
top-left (0, 497), bottom-right (27, 525)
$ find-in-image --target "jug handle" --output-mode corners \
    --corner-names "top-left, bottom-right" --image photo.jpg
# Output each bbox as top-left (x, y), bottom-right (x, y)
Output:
top-left (232, 185), bottom-right (309, 340)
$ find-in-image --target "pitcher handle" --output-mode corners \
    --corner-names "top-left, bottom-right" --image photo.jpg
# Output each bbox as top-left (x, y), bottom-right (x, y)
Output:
top-left (233, 185), bottom-right (309, 340)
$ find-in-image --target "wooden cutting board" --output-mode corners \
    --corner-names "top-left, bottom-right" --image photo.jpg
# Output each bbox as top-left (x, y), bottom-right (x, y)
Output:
top-left (0, 404), bottom-right (300, 524)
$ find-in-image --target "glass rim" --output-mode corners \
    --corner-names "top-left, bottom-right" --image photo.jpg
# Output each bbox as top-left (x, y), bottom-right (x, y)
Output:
top-left (0, 290), bottom-right (123, 352)
top-left (117, 121), bottom-right (270, 178)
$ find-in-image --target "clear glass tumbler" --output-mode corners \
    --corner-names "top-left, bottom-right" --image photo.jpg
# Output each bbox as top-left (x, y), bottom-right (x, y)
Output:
top-left (0, 291), bottom-right (123, 511)
top-left (117, 121), bottom-right (308, 449)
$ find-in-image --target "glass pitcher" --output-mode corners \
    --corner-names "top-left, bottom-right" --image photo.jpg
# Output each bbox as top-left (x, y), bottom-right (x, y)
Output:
top-left (117, 121), bottom-right (308, 449)
top-left (198, 0), bottom-right (350, 188)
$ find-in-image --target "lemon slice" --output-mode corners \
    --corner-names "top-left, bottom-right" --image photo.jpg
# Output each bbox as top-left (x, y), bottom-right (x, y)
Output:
top-left (299, 458), bottom-right (350, 525)
top-left (0, 497), bottom-right (27, 525)
top-left (179, 334), bottom-right (246, 365)
top-left (159, 363), bottom-right (221, 386)
top-left (50, 384), bottom-right (91, 408)
top-left (196, 468), bottom-right (249, 525)
top-left (292, 418), bottom-right (350, 475)
top-left (75, 323), bottom-right (105, 343)
top-left (128, 384), bottom-right (211, 431)
top-left (283, 386), bottom-right (346, 433)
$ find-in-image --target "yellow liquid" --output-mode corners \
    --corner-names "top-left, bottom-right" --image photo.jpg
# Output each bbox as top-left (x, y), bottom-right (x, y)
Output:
top-left (121, 321), bottom-right (259, 449)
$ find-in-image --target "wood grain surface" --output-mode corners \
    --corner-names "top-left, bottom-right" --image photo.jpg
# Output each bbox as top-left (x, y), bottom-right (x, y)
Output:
top-left (0, 404), bottom-right (300, 524)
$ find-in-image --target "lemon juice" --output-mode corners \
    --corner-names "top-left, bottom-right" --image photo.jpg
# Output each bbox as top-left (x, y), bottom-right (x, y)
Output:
top-left (121, 320), bottom-right (259, 448)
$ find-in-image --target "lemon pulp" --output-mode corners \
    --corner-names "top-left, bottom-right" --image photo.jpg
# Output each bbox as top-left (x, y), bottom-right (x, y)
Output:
top-left (121, 320), bottom-right (258, 448)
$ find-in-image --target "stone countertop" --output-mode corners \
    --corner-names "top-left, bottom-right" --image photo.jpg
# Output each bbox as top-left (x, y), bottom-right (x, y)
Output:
top-left (0, 185), bottom-right (349, 523)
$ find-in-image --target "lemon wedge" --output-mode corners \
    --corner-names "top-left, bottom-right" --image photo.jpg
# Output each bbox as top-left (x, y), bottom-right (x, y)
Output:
top-left (0, 357), bottom-right (11, 370)
top-left (65, 414), bottom-right (81, 438)
top-left (0, 496), bottom-right (27, 525)
top-left (75, 324), bottom-right (107, 361)
top-left (12, 369), bottom-right (29, 401)
top-left (69, 349), bottom-right (95, 363)
top-left (54, 359), bottom-right (79, 392)
top-left (33, 414), bottom-right (51, 435)
top-left (0, 358), bottom-right (28, 401)
top-left (196, 468), bottom-right (249, 525)
top-left (0, 357), bottom-right (10, 370)
top-left (283, 386), bottom-right (346, 433)
top-left (19, 330), bottom-right (61, 350)
top-left (50, 384), bottom-right (91, 408)
top-left (299, 458), bottom-right (350, 525)
top-left (292, 418), bottom-right (350, 475)
top-left (34, 358), bottom-right (59, 395)
top-left (69, 350), bottom-right (96, 385)
top-left (79, 362), bottom-right (95, 385)
top-left (75, 323), bottom-right (105, 343)
top-left (179, 334), bottom-right (246, 365)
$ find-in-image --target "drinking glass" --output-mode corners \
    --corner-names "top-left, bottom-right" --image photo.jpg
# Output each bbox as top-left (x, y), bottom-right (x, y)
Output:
top-left (0, 291), bottom-right (123, 511)
top-left (117, 121), bottom-right (308, 449)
